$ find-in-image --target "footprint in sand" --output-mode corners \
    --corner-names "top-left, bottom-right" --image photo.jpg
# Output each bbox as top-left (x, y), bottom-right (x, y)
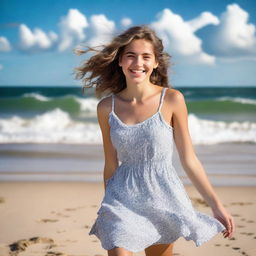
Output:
top-left (64, 239), bottom-right (77, 243)
top-left (240, 232), bottom-right (255, 236)
top-left (214, 244), bottom-right (221, 246)
top-left (50, 211), bottom-right (70, 218)
top-left (230, 202), bottom-right (253, 206)
top-left (55, 212), bottom-right (70, 218)
top-left (190, 197), bottom-right (208, 207)
top-left (64, 207), bottom-right (78, 211)
top-left (0, 196), bottom-right (5, 203)
top-left (9, 237), bottom-right (56, 255)
top-left (45, 251), bottom-right (68, 256)
top-left (38, 219), bottom-right (59, 223)
top-left (52, 205), bottom-right (87, 215)
top-left (44, 244), bottom-right (58, 250)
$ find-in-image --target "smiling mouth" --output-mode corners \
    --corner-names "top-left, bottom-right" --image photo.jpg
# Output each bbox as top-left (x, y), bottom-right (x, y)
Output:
top-left (129, 69), bottom-right (146, 74)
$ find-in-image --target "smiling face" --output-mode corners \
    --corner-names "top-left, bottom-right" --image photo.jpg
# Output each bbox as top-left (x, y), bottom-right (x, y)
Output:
top-left (118, 39), bottom-right (159, 86)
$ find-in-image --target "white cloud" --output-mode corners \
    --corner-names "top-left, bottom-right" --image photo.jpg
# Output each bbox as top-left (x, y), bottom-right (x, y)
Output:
top-left (0, 37), bottom-right (11, 52)
top-left (11, 4), bottom-right (256, 63)
top-left (150, 8), bottom-right (218, 65)
top-left (57, 9), bottom-right (89, 52)
top-left (205, 4), bottom-right (256, 59)
top-left (15, 11), bottom-right (115, 53)
top-left (0, 64), bottom-right (3, 70)
top-left (187, 11), bottom-right (220, 32)
top-left (18, 24), bottom-right (58, 52)
top-left (86, 14), bottom-right (115, 47)
top-left (121, 17), bottom-right (132, 27)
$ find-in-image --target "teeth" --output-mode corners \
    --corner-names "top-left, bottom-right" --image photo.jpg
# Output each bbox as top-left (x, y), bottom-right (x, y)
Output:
top-left (131, 69), bottom-right (145, 73)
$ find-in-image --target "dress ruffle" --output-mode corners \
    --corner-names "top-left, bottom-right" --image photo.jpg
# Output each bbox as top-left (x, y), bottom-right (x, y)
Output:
top-left (89, 204), bottom-right (226, 252)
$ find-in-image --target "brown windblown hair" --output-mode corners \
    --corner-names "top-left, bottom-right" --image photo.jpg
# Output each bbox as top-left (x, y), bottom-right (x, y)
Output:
top-left (72, 25), bottom-right (172, 98)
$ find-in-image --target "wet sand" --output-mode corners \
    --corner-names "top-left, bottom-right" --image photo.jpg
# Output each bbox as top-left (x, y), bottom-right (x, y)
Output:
top-left (0, 143), bottom-right (255, 186)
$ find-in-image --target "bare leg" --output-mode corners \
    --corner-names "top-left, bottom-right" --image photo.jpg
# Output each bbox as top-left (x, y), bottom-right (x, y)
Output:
top-left (145, 243), bottom-right (174, 256)
top-left (108, 247), bottom-right (133, 256)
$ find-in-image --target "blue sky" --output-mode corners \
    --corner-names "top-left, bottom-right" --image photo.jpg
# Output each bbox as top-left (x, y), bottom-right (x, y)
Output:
top-left (0, 0), bottom-right (256, 87)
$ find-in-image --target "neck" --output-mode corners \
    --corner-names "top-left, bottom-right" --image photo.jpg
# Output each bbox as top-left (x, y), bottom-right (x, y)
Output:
top-left (121, 80), bottom-right (157, 101)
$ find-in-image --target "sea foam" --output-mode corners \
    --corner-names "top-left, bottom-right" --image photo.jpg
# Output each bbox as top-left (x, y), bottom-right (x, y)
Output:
top-left (0, 109), bottom-right (255, 144)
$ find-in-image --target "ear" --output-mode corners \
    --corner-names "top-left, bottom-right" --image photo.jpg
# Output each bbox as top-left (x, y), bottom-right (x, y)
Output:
top-left (154, 62), bottom-right (159, 69)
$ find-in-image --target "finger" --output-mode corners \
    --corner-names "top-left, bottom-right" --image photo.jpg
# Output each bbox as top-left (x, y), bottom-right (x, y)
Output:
top-left (226, 219), bottom-right (232, 233)
top-left (228, 224), bottom-right (231, 233)
top-left (222, 231), bottom-right (229, 238)
top-left (226, 230), bottom-right (232, 238)
top-left (228, 217), bottom-right (235, 236)
top-left (230, 216), bottom-right (235, 233)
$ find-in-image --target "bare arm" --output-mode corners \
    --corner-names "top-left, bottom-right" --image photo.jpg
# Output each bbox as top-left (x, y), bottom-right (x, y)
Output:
top-left (171, 89), bottom-right (235, 238)
top-left (97, 97), bottom-right (119, 191)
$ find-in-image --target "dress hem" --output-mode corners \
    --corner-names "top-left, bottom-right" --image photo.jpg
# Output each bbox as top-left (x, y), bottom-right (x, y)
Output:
top-left (88, 224), bottom-right (226, 253)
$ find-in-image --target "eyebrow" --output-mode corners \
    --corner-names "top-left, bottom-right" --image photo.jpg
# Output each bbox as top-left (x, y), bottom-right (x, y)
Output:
top-left (125, 51), bottom-right (153, 56)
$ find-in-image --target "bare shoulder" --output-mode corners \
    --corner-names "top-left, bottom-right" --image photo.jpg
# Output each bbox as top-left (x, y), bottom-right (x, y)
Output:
top-left (97, 95), bottom-right (112, 117)
top-left (96, 95), bottom-right (113, 129)
top-left (165, 87), bottom-right (186, 108)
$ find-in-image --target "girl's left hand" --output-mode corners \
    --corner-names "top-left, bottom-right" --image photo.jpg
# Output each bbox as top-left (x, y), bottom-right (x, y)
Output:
top-left (211, 204), bottom-right (235, 239)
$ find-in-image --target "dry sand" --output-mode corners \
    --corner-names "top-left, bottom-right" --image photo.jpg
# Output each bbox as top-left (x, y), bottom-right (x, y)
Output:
top-left (0, 182), bottom-right (255, 256)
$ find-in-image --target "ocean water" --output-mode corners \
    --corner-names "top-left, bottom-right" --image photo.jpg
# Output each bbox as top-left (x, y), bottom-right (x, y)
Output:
top-left (0, 86), bottom-right (255, 145)
top-left (0, 86), bottom-right (255, 184)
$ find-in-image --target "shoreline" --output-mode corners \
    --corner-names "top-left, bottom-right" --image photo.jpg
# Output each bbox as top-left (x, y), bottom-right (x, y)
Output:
top-left (0, 143), bottom-right (255, 186)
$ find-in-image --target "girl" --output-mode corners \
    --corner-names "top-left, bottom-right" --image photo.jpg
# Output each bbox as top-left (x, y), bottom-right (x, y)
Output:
top-left (73, 25), bottom-right (235, 256)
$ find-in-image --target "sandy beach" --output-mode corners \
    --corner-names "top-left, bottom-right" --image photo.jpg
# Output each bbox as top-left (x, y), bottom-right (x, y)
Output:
top-left (0, 182), bottom-right (255, 256)
top-left (0, 142), bottom-right (255, 255)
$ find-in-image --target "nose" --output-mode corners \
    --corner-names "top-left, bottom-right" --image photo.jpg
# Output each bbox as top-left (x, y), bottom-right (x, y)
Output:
top-left (133, 55), bottom-right (143, 66)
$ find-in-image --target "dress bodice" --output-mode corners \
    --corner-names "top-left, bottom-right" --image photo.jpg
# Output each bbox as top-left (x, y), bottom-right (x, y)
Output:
top-left (108, 87), bottom-right (174, 165)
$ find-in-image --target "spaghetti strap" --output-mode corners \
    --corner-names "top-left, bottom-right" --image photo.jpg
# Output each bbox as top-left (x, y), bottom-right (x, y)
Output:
top-left (112, 88), bottom-right (166, 114)
top-left (158, 87), bottom-right (167, 112)
top-left (111, 94), bottom-right (115, 112)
